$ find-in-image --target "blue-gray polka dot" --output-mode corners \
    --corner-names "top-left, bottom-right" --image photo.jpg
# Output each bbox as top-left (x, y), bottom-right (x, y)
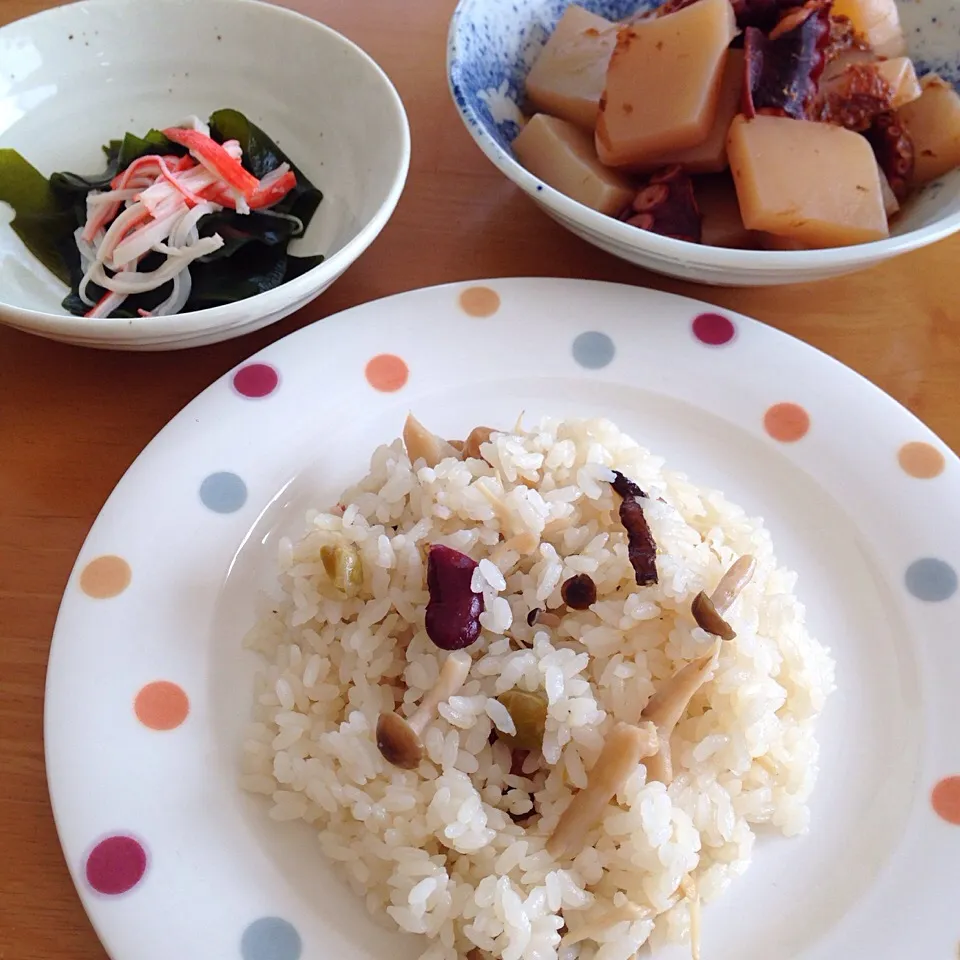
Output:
top-left (572, 331), bottom-right (615, 369)
top-left (241, 917), bottom-right (301, 960)
top-left (905, 557), bottom-right (958, 602)
top-left (199, 472), bottom-right (247, 514)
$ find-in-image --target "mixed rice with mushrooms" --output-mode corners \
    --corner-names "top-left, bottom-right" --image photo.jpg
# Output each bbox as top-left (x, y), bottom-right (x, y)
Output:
top-left (242, 416), bottom-right (836, 960)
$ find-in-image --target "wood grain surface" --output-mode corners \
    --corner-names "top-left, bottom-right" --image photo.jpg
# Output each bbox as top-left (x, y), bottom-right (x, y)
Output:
top-left (1, 0), bottom-right (958, 957)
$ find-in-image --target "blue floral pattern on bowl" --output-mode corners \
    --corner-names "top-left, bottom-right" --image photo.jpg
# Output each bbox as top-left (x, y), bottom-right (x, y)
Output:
top-left (449, 0), bottom-right (650, 155)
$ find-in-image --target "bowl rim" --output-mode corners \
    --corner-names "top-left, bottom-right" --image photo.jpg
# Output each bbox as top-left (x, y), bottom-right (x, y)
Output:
top-left (0, 0), bottom-right (412, 342)
top-left (446, 0), bottom-right (960, 275)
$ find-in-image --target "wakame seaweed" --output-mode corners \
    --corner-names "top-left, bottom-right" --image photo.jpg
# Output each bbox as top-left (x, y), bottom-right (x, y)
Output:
top-left (0, 149), bottom-right (79, 285)
top-left (0, 110), bottom-right (324, 318)
top-left (51, 130), bottom-right (183, 199)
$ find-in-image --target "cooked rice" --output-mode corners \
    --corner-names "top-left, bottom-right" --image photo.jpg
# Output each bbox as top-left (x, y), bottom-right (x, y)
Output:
top-left (242, 417), bottom-right (836, 960)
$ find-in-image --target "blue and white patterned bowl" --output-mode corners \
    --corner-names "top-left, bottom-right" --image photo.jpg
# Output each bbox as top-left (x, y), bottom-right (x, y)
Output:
top-left (447, 0), bottom-right (960, 286)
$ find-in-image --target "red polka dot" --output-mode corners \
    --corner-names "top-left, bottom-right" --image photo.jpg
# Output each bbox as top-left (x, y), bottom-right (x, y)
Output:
top-left (932, 776), bottom-right (960, 824)
top-left (365, 354), bottom-right (408, 392)
top-left (85, 836), bottom-right (147, 895)
top-left (764, 402), bottom-right (810, 442)
top-left (692, 313), bottom-right (736, 346)
top-left (233, 363), bottom-right (279, 398)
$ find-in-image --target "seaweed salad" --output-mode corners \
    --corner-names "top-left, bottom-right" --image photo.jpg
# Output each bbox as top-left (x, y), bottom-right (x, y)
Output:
top-left (0, 109), bottom-right (323, 318)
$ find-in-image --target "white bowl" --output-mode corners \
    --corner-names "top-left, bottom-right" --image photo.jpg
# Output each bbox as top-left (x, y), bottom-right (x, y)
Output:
top-left (0, 0), bottom-right (410, 349)
top-left (447, 0), bottom-right (960, 286)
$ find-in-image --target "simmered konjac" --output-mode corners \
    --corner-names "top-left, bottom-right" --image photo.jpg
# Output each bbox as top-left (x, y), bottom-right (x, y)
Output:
top-left (517, 0), bottom-right (960, 250)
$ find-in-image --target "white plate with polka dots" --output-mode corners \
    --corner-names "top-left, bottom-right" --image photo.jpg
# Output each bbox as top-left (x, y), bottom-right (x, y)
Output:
top-left (46, 278), bottom-right (960, 960)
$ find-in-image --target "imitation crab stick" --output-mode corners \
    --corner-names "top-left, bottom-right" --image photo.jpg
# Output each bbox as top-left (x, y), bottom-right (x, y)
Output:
top-left (162, 126), bottom-right (260, 199)
top-left (75, 121), bottom-right (301, 319)
top-left (200, 165), bottom-right (297, 210)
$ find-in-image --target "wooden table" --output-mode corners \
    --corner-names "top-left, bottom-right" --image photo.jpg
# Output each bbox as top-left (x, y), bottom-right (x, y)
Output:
top-left (1, 0), bottom-right (959, 956)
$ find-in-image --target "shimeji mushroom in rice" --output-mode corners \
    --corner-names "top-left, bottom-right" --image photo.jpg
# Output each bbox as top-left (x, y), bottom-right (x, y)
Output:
top-left (241, 416), bottom-right (836, 960)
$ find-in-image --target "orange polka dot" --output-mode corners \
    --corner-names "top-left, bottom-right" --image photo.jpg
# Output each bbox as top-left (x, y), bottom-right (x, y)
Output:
top-left (764, 402), bottom-right (810, 443)
top-left (898, 441), bottom-right (945, 479)
top-left (458, 286), bottom-right (501, 318)
top-left (79, 555), bottom-right (131, 599)
top-left (134, 681), bottom-right (189, 731)
top-left (932, 776), bottom-right (960, 824)
top-left (365, 354), bottom-right (408, 392)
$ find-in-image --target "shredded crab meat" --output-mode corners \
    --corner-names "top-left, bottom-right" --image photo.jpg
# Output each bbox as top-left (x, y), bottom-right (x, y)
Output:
top-left (111, 202), bottom-right (188, 268)
top-left (73, 122), bottom-right (298, 319)
top-left (85, 286), bottom-right (128, 319)
top-left (87, 235), bottom-right (225, 294)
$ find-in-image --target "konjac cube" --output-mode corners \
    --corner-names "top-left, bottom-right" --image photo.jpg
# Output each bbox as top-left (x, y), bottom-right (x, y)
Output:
top-left (512, 114), bottom-right (634, 215)
top-left (831, 0), bottom-right (905, 58)
top-left (595, 0), bottom-right (737, 168)
top-left (897, 75), bottom-right (960, 184)
top-left (525, 5), bottom-right (616, 130)
top-left (631, 49), bottom-right (744, 174)
top-left (727, 114), bottom-right (888, 246)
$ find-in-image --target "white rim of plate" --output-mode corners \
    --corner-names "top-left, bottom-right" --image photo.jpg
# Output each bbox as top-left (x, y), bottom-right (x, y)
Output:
top-left (45, 278), bottom-right (960, 960)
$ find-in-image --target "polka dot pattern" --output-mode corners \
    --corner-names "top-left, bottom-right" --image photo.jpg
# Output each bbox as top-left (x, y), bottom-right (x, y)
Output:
top-left (905, 557), bottom-right (958, 602)
top-left (79, 555), bottom-right (131, 598)
top-left (572, 331), bottom-right (615, 369)
top-left (233, 364), bottom-right (279, 399)
top-left (365, 354), bottom-right (408, 392)
top-left (458, 286), bottom-right (501, 317)
top-left (241, 917), bottom-right (302, 960)
top-left (85, 836), bottom-right (147, 895)
top-left (764, 402), bottom-right (810, 443)
top-left (932, 777), bottom-right (960, 824)
top-left (898, 441), bottom-right (945, 479)
top-left (63, 309), bottom-right (960, 955)
top-left (135, 681), bottom-right (189, 731)
top-left (692, 312), bottom-right (736, 346)
top-left (200, 471), bottom-right (248, 514)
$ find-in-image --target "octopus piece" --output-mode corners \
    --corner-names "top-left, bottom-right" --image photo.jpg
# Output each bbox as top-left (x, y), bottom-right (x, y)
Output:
top-left (743, 1), bottom-right (832, 120)
top-left (865, 111), bottom-right (914, 200)
top-left (731, 0), bottom-right (805, 30)
top-left (824, 13), bottom-right (871, 60)
top-left (621, 166), bottom-right (702, 243)
top-left (816, 61), bottom-right (895, 131)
